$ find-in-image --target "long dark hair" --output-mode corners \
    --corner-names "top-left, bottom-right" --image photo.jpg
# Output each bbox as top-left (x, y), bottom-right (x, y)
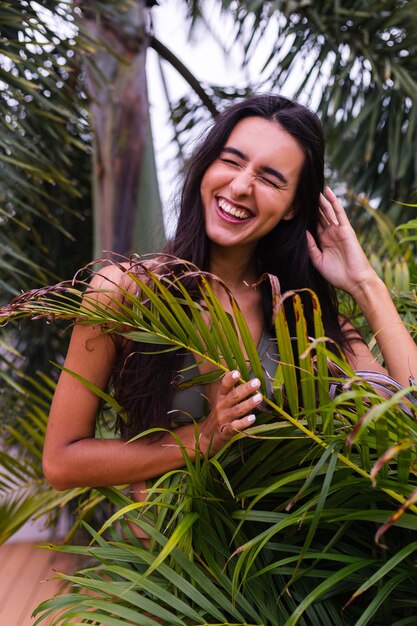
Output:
top-left (113, 94), bottom-right (352, 439)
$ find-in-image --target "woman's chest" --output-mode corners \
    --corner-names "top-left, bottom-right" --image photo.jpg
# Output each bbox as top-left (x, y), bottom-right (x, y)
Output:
top-left (171, 326), bottom-right (278, 424)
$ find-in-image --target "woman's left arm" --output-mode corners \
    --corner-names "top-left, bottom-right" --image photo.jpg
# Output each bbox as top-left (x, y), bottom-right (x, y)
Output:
top-left (307, 186), bottom-right (417, 385)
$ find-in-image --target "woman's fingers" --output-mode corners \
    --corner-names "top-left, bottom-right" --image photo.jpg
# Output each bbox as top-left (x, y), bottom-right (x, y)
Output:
top-left (223, 373), bottom-right (262, 413)
top-left (227, 389), bottom-right (263, 418)
top-left (319, 193), bottom-right (340, 227)
top-left (199, 372), bottom-right (261, 455)
top-left (221, 413), bottom-right (257, 436)
top-left (218, 369), bottom-right (241, 395)
top-left (306, 230), bottom-right (322, 269)
top-left (218, 371), bottom-right (260, 403)
top-left (216, 370), bottom-right (262, 434)
top-left (322, 186), bottom-right (350, 225)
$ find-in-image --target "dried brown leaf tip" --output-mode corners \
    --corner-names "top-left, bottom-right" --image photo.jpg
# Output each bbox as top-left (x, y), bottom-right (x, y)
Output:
top-left (370, 440), bottom-right (416, 487)
top-left (375, 487), bottom-right (417, 547)
top-left (0, 280), bottom-right (83, 324)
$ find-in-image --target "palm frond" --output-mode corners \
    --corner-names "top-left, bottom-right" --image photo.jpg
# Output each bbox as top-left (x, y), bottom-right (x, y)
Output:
top-left (0, 348), bottom-right (116, 544)
top-left (2, 257), bottom-right (417, 623)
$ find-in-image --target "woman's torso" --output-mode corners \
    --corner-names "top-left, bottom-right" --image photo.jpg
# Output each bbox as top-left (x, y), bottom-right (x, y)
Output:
top-left (171, 329), bottom-right (278, 425)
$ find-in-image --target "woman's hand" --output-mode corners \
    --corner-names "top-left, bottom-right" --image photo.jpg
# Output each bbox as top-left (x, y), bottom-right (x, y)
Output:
top-left (198, 370), bottom-right (262, 455)
top-left (306, 186), bottom-right (417, 384)
top-left (307, 187), bottom-right (378, 295)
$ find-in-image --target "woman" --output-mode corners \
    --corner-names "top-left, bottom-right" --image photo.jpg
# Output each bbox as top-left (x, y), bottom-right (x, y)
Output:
top-left (42, 94), bottom-right (417, 494)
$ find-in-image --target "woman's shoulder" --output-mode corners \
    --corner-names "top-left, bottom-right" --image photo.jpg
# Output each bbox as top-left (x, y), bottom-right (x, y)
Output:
top-left (88, 261), bottom-right (135, 294)
top-left (87, 256), bottom-right (166, 298)
top-left (80, 257), bottom-right (167, 338)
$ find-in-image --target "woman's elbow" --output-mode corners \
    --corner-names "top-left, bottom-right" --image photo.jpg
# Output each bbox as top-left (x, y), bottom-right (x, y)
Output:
top-left (42, 448), bottom-right (74, 491)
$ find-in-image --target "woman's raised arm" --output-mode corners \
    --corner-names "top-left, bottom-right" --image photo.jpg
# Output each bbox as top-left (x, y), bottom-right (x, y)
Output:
top-left (307, 187), bottom-right (417, 385)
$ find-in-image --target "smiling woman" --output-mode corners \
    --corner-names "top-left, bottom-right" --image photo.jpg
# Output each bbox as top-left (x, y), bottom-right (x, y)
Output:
top-left (9, 94), bottom-right (416, 496)
top-left (200, 117), bottom-right (303, 250)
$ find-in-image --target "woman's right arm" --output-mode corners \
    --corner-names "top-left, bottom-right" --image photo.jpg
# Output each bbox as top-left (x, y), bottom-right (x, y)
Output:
top-left (43, 265), bottom-right (261, 490)
top-left (43, 320), bottom-right (199, 490)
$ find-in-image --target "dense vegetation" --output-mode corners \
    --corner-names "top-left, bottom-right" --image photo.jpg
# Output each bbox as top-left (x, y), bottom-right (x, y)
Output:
top-left (1, 1), bottom-right (417, 624)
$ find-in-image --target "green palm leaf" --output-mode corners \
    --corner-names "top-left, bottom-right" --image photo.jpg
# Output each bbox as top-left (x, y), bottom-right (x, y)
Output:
top-left (2, 260), bottom-right (417, 624)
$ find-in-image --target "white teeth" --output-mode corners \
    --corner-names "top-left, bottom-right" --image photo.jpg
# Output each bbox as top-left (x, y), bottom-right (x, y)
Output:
top-left (218, 198), bottom-right (251, 220)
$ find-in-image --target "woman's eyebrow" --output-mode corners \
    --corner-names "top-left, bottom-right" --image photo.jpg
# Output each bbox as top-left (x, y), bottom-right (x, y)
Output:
top-left (221, 146), bottom-right (288, 184)
top-left (260, 165), bottom-right (288, 185)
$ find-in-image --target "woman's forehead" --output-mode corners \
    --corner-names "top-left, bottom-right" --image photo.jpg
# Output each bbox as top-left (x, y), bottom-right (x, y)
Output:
top-left (222, 116), bottom-right (305, 170)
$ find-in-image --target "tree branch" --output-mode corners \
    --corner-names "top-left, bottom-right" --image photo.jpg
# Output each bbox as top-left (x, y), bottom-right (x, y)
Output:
top-left (149, 35), bottom-right (219, 117)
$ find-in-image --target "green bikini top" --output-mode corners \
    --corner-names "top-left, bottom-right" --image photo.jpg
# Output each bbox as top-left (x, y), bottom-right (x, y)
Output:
top-left (170, 331), bottom-right (278, 425)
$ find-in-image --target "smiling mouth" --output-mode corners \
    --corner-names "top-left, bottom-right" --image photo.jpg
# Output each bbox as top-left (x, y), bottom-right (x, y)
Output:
top-left (217, 197), bottom-right (253, 220)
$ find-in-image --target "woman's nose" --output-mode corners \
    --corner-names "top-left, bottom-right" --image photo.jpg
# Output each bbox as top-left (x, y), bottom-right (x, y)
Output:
top-left (229, 168), bottom-right (253, 196)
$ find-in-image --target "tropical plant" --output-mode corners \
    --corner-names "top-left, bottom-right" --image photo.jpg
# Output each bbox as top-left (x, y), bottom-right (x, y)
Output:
top-left (1, 259), bottom-right (417, 625)
top-left (1, 0), bottom-right (417, 620)
top-left (338, 199), bottom-right (417, 347)
top-left (2, 0), bottom-right (417, 297)
top-left (0, 353), bottom-right (117, 544)
top-left (0, 0), bottom-right (92, 295)
top-left (169, 0), bottom-right (417, 217)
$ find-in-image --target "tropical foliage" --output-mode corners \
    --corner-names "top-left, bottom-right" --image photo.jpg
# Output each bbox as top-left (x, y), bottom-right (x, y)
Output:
top-left (1, 260), bottom-right (417, 624)
top-left (249, 0), bottom-right (417, 212)
top-left (1, 0), bottom-right (416, 298)
top-left (0, 0), bottom-right (91, 295)
top-left (166, 0), bottom-right (417, 217)
top-left (1, 1), bottom-right (417, 623)
top-left (0, 357), bottom-right (113, 544)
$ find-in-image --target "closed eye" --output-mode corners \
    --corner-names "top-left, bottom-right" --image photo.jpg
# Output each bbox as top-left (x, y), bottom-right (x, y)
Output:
top-left (258, 175), bottom-right (285, 190)
top-left (220, 157), bottom-right (242, 167)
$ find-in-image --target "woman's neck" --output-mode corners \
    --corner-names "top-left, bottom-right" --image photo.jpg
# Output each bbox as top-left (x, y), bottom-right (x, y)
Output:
top-left (208, 245), bottom-right (258, 295)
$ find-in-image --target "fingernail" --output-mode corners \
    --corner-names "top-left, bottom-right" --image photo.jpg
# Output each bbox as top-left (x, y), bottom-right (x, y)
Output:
top-left (252, 393), bottom-right (262, 404)
top-left (247, 414), bottom-right (256, 423)
top-left (250, 378), bottom-right (260, 389)
top-left (231, 370), bottom-right (240, 380)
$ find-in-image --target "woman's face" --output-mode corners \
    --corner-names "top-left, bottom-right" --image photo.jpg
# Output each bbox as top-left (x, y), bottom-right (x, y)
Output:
top-left (200, 116), bottom-right (305, 252)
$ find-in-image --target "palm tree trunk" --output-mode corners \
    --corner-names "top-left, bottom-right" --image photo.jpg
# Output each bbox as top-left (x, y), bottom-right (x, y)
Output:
top-left (79, 0), bottom-right (164, 258)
